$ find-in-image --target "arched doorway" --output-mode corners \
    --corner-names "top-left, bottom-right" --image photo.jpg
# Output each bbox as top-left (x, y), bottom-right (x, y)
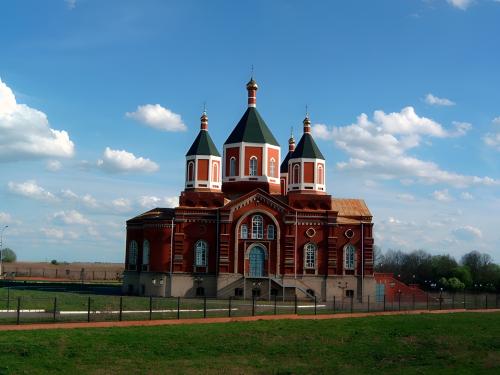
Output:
top-left (249, 246), bottom-right (265, 277)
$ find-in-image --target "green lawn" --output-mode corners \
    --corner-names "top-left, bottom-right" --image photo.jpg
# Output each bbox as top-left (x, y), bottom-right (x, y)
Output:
top-left (0, 312), bottom-right (499, 374)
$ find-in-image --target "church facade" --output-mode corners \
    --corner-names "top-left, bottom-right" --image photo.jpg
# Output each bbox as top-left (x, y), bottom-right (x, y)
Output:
top-left (123, 79), bottom-right (375, 301)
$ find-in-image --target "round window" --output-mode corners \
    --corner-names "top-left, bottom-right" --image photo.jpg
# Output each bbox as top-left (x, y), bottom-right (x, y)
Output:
top-left (306, 227), bottom-right (316, 238)
top-left (345, 229), bottom-right (354, 239)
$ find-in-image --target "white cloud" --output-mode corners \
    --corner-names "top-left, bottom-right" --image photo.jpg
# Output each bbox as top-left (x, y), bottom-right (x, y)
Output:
top-left (0, 212), bottom-right (13, 224)
top-left (492, 116), bottom-right (500, 126)
top-left (452, 225), bottom-right (482, 241)
top-left (65, 0), bottom-right (76, 10)
top-left (97, 147), bottom-right (159, 173)
top-left (41, 227), bottom-right (65, 240)
top-left (8, 180), bottom-right (58, 202)
top-left (111, 198), bottom-right (132, 212)
top-left (138, 195), bottom-right (179, 210)
top-left (446, 0), bottom-right (473, 10)
top-left (425, 93), bottom-right (456, 106)
top-left (460, 192), bottom-right (474, 200)
top-left (52, 210), bottom-right (90, 225)
top-left (312, 107), bottom-right (496, 188)
top-left (396, 193), bottom-right (415, 202)
top-left (432, 189), bottom-right (453, 202)
top-left (0, 78), bottom-right (75, 162)
top-left (46, 160), bottom-right (62, 172)
top-left (126, 104), bottom-right (187, 132)
top-left (483, 132), bottom-right (500, 151)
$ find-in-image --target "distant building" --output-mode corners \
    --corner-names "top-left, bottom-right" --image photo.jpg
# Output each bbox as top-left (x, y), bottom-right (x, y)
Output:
top-left (123, 78), bottom-right (375, 301)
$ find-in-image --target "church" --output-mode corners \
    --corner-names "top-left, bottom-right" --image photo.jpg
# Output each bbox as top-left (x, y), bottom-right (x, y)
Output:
top-left (123, 78), bottom-right (375, 301)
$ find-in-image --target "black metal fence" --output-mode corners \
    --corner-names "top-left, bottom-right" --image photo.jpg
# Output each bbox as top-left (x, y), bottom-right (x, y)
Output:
top-left (0, 291), bottom-right (499, 326)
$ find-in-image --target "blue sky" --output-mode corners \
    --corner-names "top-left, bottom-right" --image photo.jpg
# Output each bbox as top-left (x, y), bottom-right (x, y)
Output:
top-left (1, 0), bottom-right (499, 262)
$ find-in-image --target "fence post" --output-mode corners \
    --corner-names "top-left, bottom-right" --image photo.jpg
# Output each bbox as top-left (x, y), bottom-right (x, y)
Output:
top-left (149, 296), bottom-right (152, 320)
top-left (294, 294), bottom-right (298, 315)
top-left (439, 293), bottom-right (442, 310)
top-left (333, 296), bottom-right (336, 313)
top-left (464, 290), bottom-right (466, 309)
top-left (350, 296), bottom-right (353, 313)
top-left (383, 295), bottom-right (386, 312)
top-left (398, 293), bottom-right (401, 311)
top-left (496, 294), bottom-right (499, 309)
top-left (274, 294), bottom-right (277, 315)
top-left (367, 295), bottom-right (370, 313)
top-left (177, 297), bottom-right (180, 320)
top-left (53, 297), bottom-right (57, 322)
top-left (119, 296), bottom-right (123, 321)
top-left (412, 294), bottom-right (415, 310)
top-left (252, 295), bottom-right (256, 316)
top-left (228, 296), bottom-right (232, 317)
top-left (203, 296), bottom-right (207, 318)
top-left (314, 296), bottom-right (317, 315)
top-left (87, 297), bottom-right (91, 322)
top-left (7, 287), bottom-right (10, 311)
top-left (16, 297), bottom-right (20, 325)
top-left (426, 293), bottom-right (429, 310)
top-left (485, 295), bottom-right (488, 310)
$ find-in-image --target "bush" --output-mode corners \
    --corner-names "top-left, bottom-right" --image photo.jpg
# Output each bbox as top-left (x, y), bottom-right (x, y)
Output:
top-left (51, 259), bottom-right (58, 265)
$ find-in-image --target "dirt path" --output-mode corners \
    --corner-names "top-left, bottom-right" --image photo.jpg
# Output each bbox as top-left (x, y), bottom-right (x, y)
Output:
top-left (0, 308), bottom-right (499, 331)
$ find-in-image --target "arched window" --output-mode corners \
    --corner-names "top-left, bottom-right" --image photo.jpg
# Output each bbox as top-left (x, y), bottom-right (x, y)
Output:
top-left (251, 215), bottom-right (263, 239)
top-left (187, 161), bottom-right (195, 181)
top-left (267, 224), bottom-right (275, 240)
top-left (195, 240), bottom-right (207, 267)
top-left (269, 158), bottom-right (276, 177)
top-left (128, 241), bottom-right (138, 266)
top-left (344, 244), bottom-right (356, 270)
top-left (317, 164), bottom-right (324, 185)
top-left (240, 224), bottom-right (248, 239)
top-left (212, 162), bottom-right (219, 182)
top-left (229, 157), bottom-right (236, 176)
top-left (293, 164), bottom-right (300, 184)
top-left (142, 240), bottom-right (150, 265)
top-left (304, 243), bottom-right (317, 269)
top-left (249, 157), bottom-right (258, 176)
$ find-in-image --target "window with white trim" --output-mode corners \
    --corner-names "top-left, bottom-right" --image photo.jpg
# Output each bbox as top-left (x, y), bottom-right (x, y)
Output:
top-left (269, 158), bottom-right (276, 177)
top-left (317, 164), bottom-right (324, 185)
top-left (187, 161), bottom-right (195, 181)
top-left (229, 157), bottom-right (236, 176)
top-left (195, 240), bottom-right (207, 267)
top-left (142, 240), bottom-right (150, 265)
top-left (267, 224), bottom-right (275, 240)
top-left (304, 243), bottom-right (317, 269)
top-left (240, 224), bottom-right (248, 239)
top-left (293, 164), bottom-right (300, 184)
top-left (251, 215), bottom-right (263, 239)
top-left (249, 157), bottom-right (258, 176)
top-left (344, 244), bottom-right (356, 270)
top-left (128, 241), bottom-right (138, 265)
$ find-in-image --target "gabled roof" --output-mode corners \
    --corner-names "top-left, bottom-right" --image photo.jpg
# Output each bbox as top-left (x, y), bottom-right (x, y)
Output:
top-left (224, 107), bottom-right (279, 146)
top-left (291, 133), bottom-right (324, 160)
top-left (280, 150), bottom-right (293, 173)
top-left (186, 130), bottom-right (220, 157)
top-left (331, 199), bottom-right (372, 218)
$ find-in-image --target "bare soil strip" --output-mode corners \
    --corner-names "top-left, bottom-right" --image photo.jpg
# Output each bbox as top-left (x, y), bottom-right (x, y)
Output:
top-left (0, 308), bottom-right (499, 331)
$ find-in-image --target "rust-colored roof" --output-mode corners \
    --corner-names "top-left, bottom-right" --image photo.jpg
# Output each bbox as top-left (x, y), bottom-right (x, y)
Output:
top-left (331, 198), bottom-right (372, 218)
top-left (127, 208), bottom-right (175, 224)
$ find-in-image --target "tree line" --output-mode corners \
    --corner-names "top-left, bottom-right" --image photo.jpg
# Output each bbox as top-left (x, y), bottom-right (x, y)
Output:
top-left (374, 248), bottom-right (500, 292)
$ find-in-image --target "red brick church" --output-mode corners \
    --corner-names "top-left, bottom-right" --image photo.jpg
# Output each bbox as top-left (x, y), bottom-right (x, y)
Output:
top-left (123, 78), bottom-right (375, 301)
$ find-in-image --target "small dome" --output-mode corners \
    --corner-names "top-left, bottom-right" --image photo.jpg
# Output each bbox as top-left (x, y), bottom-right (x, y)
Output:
top-left (303, 115), bottom-right (311, 127)
top-left (288, 134), bottom-right (295, 145)
top-left (200, 111), bottom-right (208, 122)
top-left (246, 78), bottom-right (258, 91)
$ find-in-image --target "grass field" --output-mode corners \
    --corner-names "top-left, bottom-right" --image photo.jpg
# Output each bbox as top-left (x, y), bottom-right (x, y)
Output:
top-left (0, 312), bottom-right (499, 374)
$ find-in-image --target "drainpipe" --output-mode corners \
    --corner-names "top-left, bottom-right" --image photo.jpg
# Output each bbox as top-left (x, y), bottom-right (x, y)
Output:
top-left (294, 211), bottom-right (298, 280)
top-left (169, 217), bottom-right (174, 295)
top-left (361, 222), bottom-right (364, 302)
top-left (216, 208), bottom-right (220, 277)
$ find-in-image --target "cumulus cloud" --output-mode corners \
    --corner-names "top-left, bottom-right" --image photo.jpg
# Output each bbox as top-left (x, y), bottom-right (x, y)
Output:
top-left (483, 132), bottom-right (500, 151)
top-left (425, 93), bottom-right (456, 106)
top-left (452, 225), bottom-right (482, 241)
top-left (52, 210), bottom-right (90, 225)
top-left (126, 104), bottom-right (187, 132)
top-left (432, 189), bottom-right (453, 202)
top-left (0, 212), bottom-right (13, 224)
top-left (138, 195), bottom-right (179, 209)
top-left (46, 160), bottom-right (62, 172)
top-left (97, 147), bottom-right (159, 173)
top-left (0, 78), bottom-right (75, 162)
top-left (446, 0), bottom-right (473, 10)
top-left (492, 116), bottom-right (500, 126)
top-left (460, 192), bottom-right (474, 200)
top-left (312, 107), bottom-right (496, 188)
top-left (396, 193), bottom-right (415, 202)
top-left (8, 180), bottom-right (58, 202)
top-left (41, 227), bottom-right (65, 240)
top-left (65, 0), bottom-right (76, 9)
